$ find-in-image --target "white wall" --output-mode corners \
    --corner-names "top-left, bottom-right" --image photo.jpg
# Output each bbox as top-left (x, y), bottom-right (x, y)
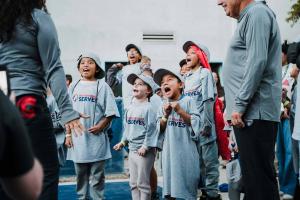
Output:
top-left (47, 0), bottom-right (300, 79)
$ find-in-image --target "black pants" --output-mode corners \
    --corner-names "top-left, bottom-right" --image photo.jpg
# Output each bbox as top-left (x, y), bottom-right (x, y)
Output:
top-left (233, 120), bottom-right (279, 200)
top-left (0, 94), bottom-right (59, 200)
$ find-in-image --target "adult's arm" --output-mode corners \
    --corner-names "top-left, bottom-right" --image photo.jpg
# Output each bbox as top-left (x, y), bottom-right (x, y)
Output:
top-left (106, 64), bottom-right (122, 88)
top-left (1, 159), bottom-right (43, 200)
top-left (34, 11), bottom-right (80, 124)
top-left (234, 9), bottom-right (271, 114)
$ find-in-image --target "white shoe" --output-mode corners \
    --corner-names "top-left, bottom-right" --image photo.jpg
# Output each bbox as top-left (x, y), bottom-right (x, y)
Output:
top-left (282, 194), bottom-right (293, 200)
top-left (279, 191), bottom-right (284, 196)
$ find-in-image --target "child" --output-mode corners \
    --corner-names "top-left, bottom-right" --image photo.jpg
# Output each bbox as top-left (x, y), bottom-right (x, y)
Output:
top-left (106, 43), bottom-right (143, 110)
top-left (179, 58), bottom-right (191, 76)
top-left (153, 68), bottom-right (202, 200)
top-left (46, 88), bottom-right (67, 167)
top-left (182, 41), bottom-right (221, 200)
top-left (66, 53), bottom-right (120, 200)
top-left (227, 129), bottom-right (243, 200)
top-left (114, 73), bottom-right (158, 200)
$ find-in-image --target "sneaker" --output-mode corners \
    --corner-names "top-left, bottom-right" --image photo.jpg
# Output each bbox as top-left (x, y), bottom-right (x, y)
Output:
top-left (279, 191), bottom-right (284, 196)
top-left (282, 194), bottom-right (293, 200)
top-left (200, 194), bottom-right (222, 200)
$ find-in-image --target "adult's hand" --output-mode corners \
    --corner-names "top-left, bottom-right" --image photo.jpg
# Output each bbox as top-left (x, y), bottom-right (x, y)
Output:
top-left (231, 112), bottom-right (245, 128)
top-left (65, 113), bottom-right (89, 137)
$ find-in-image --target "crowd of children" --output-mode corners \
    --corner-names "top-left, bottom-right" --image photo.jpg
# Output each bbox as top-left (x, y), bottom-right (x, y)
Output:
top-left (47, 42), bottom-right (240, 200)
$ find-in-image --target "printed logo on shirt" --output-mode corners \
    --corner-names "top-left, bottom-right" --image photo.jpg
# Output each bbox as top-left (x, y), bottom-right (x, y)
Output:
top-left (72, 94), bottom-right (96, 103)
top-left (127, 117), bottom-right (145, 126)
top-left (168, 117), bottom-right (186, 128)
top-left (184, 88), bottom-right (200, 97)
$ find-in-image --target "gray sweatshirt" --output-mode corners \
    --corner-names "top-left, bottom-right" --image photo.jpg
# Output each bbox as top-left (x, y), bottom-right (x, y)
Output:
top-left (222, 2), bottom-right (282, 122)
top-left (0, 9), bottom-right (79, 124)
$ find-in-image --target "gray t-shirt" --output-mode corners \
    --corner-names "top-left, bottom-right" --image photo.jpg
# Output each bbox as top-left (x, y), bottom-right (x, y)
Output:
top-left (0, 9), bottom-right (79, 124)
top-left (122, 100), bottom-right (158, 152)
top-left (157, 96), bottom-right (201, 199)
top-left (184, 67), bottom-right (217, 145)
top-left (222, 2), bottom-right (282, 122)
top-left (67, 79), bottom-right (120, 163)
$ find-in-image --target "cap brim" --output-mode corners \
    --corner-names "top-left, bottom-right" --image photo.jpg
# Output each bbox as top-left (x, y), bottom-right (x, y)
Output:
top-left (125, 44), bottom-right (142, 55)
top-left (154, 69), bottom-right (183, 86)
top-left (127, 73), bottom-right (139, 85)
top-left (183, 41), bottom-right (197, 53)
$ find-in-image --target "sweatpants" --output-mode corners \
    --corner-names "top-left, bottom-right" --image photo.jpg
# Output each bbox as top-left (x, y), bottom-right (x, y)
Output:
top-left (74, 161), bottom-right (106, 200)
top-left (234, 120), bottom-right (280, 200)
top-left (129, 149), bottom-right (156, 200)
top-left (198, 141), bottom-right (220, 198)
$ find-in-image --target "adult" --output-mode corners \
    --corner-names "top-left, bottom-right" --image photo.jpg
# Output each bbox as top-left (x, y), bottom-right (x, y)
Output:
top-left (0, 1), bottom-right (84, 199)
top-left (218, 0), bottom-right (281, 199)
top-left (0, 90), bottom-right (43, 200)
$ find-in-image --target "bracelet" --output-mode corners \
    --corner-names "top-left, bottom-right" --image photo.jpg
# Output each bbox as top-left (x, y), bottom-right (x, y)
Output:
top-left (161, 116), bottom-right (168, 122)
top-left (65, 133), bottom-right (72, 138)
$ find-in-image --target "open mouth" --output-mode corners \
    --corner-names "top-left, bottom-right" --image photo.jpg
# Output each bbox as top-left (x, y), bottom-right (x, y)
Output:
top-left (133, 89), bottom-right (138, 93)
top-left (164, 87), bottom-right (171, 93)
top-left (186, 58), bottom-right (191, 63)
top-left (83, 68), bottom-right (90, 72)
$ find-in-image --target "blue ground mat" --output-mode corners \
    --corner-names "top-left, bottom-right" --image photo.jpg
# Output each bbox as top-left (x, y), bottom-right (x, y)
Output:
top-left (58, 181), bottom-right (162, 200)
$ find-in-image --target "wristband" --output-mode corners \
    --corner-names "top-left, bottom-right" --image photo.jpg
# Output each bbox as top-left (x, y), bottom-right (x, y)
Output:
top-left (66, 133), bottom-right (72, 138)
top-left (161, 116), bottom-right (168, 122)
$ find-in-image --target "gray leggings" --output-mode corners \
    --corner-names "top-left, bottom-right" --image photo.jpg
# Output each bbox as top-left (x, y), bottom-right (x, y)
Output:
top-left (129, 149), bottom-right (156, 200)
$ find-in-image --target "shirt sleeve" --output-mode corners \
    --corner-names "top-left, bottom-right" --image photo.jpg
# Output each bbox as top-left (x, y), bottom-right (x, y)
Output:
top-left (201, 69), bottom-right (216, 102)
top-left (142, 106), bottom-right (158, 150)
top-left (155, 106), bottom-right (165, 150)
top-left (98, 81), bottom-right (120, 118)
top-left (234, 10), bottom-right (271, 114)
top-left (106, 65), bottom-right (122, 88)
top-left (34, 11), bottom-right (79, 124)
top-left (0, 91), bottom-right (34, 178)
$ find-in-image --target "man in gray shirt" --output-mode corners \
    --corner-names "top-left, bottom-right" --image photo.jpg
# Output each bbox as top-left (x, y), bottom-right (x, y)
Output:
top-left (218, 0), bottom-right (281, 199)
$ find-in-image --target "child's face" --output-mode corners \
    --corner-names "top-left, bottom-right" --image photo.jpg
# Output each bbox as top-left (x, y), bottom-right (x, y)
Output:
top-left (186, 47), bottom-right (200, 69)
top-left (79, 57), bottom-right (98, 81)
top-left (127, 48), bottom-right (141, 65)
top-left (161, 74), bottom-right (183, 100)
top-left (132, 78), bottom-right (151, 100)
top-left (180, 63), bottom-right (191, 75)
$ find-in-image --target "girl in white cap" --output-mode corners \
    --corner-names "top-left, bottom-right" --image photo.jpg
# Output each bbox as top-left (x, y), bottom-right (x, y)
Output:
top-left (66, 53), bottom-right (120, 200)
top-left (114, 73), bottom-right (158, 200)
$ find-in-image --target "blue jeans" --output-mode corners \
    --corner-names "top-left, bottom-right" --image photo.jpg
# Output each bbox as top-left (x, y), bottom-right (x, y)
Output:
top-left (276, 119), bottom-right (297, 195)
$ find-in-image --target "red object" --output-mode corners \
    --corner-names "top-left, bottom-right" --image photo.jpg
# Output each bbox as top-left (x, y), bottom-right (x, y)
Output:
top-left (190, 46), bottom-right (211, 70)
top-left (16, 96), bottom-right (37, 119)
top-left (215, 98), bottom-right (231, 160)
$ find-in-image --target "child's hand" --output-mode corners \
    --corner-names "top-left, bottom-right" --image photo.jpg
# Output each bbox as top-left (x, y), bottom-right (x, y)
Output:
top-left (163, 103), bottom-right (172, 118)
top-left (113, 63), bottom-right (124, 70)
top-left (138, 147), bottom-right (147, 156)
top-left (113, 142), bottom-right (124, 151)
top-left (65, 136), bottom-right (73, 148)
top-left (201, 126), bottom-right (212, 137)
top-left (170, 102), bottom-right (181, 113)
top-left (88, 124), bottom-right (102, 134)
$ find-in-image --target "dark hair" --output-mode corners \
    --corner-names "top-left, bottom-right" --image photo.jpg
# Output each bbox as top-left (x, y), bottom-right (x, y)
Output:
top-left (66, 74), bottom-right (72, 82)
top-left (77, 59), bottom-right (103, 79)
top-left (0, 0), bottom-right (48, 42)
top-left (282, 40), bottom-right (289, 55)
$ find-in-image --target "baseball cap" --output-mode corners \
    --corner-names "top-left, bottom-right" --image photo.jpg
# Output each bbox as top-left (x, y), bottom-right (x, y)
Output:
top-left (183, 41), bottom-right (210, 61)
top-left (77, 52), bottom-right (105, 79)
top-left (127, 73), bottom-right (156, 96)
top-left (153, 68), bottom-right (184, 86)
top-left (179, 59), bottom-right (187, 67)
top-left (125, 44), bottom-right (142, 56)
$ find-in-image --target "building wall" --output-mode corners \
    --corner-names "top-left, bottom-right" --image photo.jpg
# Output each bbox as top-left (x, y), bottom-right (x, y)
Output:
top-left (47, 0), bottom-right (300, 79)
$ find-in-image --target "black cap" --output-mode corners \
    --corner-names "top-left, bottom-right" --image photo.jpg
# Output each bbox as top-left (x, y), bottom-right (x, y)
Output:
top-left (179, 59), bottom-right (187, 67)
top-left (125, 44), bottom-right (142, 56)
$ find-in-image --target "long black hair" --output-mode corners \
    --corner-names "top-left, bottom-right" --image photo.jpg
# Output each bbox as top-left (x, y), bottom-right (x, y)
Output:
top-left (0, 0), bottom-right (48, 42)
